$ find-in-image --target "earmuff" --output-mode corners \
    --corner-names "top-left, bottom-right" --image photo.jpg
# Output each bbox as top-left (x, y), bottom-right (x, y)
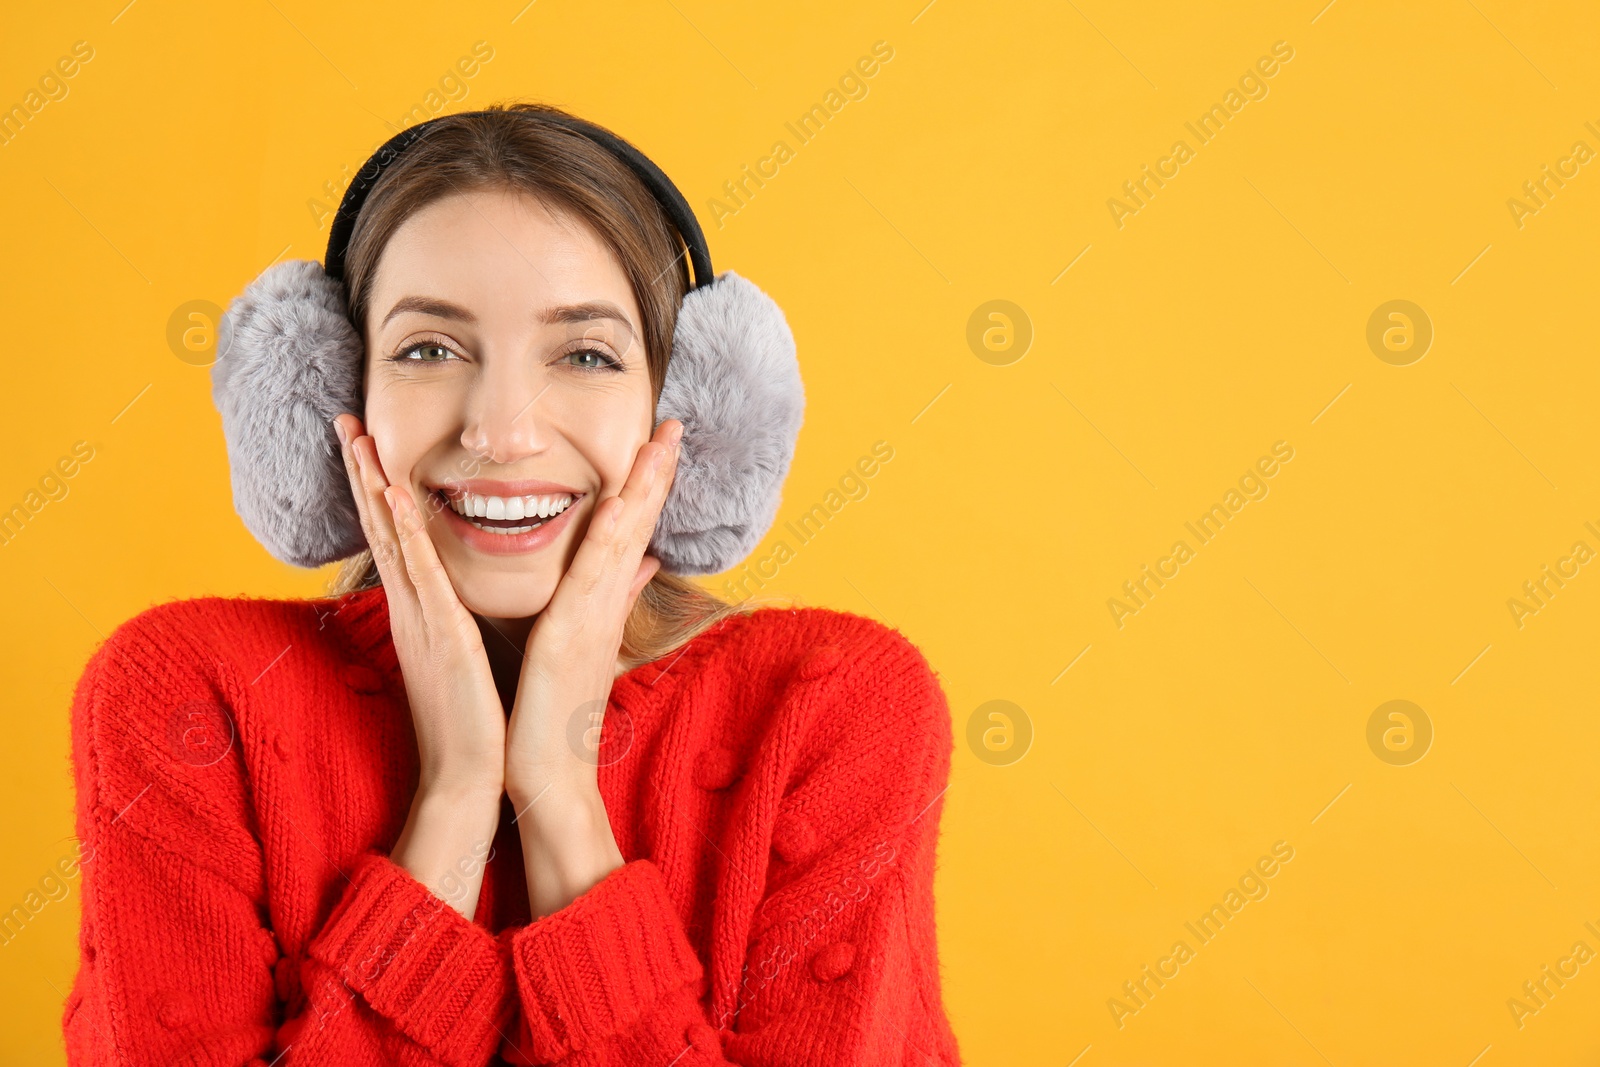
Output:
top-left (211, 108), bottom-right (804, 577)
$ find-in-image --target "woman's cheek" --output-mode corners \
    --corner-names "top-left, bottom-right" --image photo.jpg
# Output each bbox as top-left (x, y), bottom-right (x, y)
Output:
top-left (365, 419), bottom-right (417, 489)
top-left (559, 393), bottom-right (650, 494)
top-left (368, 383), bottom-right (447, 487)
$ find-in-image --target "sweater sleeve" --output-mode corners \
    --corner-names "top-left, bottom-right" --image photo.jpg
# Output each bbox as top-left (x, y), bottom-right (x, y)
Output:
top-left (496, 622), bottom-right (963, 1065)
top-left (62, 603), bottom-right (515, 1067)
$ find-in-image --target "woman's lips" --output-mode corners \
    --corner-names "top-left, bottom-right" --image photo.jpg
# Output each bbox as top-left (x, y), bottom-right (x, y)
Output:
top-left (433, 489), bottom-right (584, 556)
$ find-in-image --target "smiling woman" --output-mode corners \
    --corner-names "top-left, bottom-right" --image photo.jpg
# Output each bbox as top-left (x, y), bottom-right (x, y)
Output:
top-left (63, 102), bottom-right (963, 1066)
top-left (328, 111), bottom-right (736, 668)
top-left (350, 186), bottom-right (665, 628)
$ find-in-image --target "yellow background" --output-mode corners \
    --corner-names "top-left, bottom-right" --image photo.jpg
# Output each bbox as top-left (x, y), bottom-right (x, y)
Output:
top-left (3, 0), bottom-right (1598, 1062)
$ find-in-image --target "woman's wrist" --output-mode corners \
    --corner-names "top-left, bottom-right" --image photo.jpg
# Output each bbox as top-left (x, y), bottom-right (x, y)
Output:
top-left (419, 762), bottom-right (504, 802)
top-left (391, 782), bottom-right (503, 918)
top-left (513, 784), bottom-right (625, 917)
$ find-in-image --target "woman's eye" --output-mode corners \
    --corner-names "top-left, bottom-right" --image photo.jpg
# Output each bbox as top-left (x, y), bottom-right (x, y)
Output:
top-left (564, 347), bottom-right (621, 371)
top-left (396, 343), bottom-right (457, 363)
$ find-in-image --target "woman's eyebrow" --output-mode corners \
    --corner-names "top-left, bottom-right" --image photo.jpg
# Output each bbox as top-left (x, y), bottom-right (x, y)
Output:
top-left (539, 300), bottom-right (634, 331)
top-left (540, 301), bottom-right (638, 345)
top-left (380, 297), bottom-right (636, 338)
top-left (381, 296), bottom-right (476, 329)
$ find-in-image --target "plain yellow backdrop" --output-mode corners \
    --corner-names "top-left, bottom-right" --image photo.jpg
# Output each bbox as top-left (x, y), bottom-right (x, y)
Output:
top-left (3, 0), bottom-right (1598, 1063)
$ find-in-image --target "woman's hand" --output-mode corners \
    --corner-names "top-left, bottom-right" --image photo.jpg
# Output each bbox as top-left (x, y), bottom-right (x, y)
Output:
top-left (504, 418), bottom-right (683, 915)
top-left (334, 413), bottom-right (505, 917)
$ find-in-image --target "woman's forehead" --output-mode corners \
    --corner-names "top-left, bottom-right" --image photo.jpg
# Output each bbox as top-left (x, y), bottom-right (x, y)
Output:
top-left (370, 189), bottom-right (640, 336)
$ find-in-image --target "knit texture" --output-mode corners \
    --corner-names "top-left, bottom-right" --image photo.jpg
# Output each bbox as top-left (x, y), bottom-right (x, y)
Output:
top-left (62, 586), bottom-right (962, 1065)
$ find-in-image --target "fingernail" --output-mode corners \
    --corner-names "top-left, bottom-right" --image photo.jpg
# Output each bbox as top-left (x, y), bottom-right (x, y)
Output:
top-left (333, 418), bottom-right (348, 447)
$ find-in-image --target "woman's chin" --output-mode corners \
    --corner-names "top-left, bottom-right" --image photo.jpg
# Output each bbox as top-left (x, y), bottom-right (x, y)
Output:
top-left (453, 577), bottom-right (556, 621)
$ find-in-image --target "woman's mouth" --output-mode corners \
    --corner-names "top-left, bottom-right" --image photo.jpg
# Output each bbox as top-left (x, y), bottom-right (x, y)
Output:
top-left (436, 490), bottom-right (578, 534)
top-left (430, 486), bottom-right (586, 556)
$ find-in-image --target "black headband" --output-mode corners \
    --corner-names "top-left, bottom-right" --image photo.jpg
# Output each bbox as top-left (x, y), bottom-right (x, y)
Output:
top-left (321, 108), bottom-right (714, 291)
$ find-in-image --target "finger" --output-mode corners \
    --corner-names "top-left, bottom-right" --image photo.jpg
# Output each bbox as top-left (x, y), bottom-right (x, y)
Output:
top-left (609, 420), bottom-right (681, 549)
top-left (605, 424), bottom-right (679, 571)
top-left (347, 429), bottom-right (418, 605)
top-left (607, 422), bottom-right (680, 578)
top-left (385, 484), bottom-right (469, 631)
top-left (376, 456), bottom-right (432, 556)
top-left (629, 555), bottom-right (661, 604)
top-left (335, 415), bottom-right (379, 547)
top-left (336, 414), bottom-right (405, 589)
top-left (635, 421), bottom-right (683, 550)
top-left (352, 434), bottom-right (398, 571)
top-left (554, 422), bottom-right (680, 618)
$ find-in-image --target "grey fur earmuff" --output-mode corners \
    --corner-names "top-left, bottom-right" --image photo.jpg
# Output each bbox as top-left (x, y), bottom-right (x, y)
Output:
top-left (210, 110), bottom-right (804, 577)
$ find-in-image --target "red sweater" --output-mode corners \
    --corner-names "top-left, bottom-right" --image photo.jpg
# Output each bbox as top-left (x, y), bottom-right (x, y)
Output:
top-left (62, 585), bottom-right (961, 1066)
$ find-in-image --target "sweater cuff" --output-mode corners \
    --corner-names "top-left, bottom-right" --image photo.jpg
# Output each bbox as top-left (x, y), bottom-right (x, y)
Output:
top-left (307, 850), bottom-right (511, 1064)
top-left (508, 858), bottom-right (704, 1061)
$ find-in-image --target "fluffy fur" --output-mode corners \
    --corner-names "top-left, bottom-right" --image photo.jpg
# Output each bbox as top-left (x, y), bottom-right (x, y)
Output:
top-left (653, 270), bottom-right (804, 574)
top-left (212, 260), bottom-right (367, 568)
top-left (211, 261), bottom-right (803, 576)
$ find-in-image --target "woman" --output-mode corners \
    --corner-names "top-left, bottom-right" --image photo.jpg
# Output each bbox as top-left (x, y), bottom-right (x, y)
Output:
top-left (63, 103), bottom-right (961, 1065)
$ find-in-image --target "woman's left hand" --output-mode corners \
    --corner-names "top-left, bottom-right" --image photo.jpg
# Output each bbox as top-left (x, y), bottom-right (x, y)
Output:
top-left (504, 418), bottom-right (683, 913)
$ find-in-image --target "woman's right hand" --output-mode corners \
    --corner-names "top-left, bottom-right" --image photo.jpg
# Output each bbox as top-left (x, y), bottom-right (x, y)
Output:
top-left (335, 413), bottom-right (505, 914)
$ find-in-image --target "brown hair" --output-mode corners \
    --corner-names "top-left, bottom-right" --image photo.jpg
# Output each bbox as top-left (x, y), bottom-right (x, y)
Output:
top-left (324, 102), bottom-right (772, 669)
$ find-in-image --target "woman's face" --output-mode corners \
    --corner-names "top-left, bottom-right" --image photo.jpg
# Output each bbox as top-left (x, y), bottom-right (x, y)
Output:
top-left (362, 186), bottom-right (655, 620)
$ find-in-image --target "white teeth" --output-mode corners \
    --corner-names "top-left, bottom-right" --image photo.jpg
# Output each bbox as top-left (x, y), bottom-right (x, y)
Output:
top-left (443, 491), bottom-right (577, 526)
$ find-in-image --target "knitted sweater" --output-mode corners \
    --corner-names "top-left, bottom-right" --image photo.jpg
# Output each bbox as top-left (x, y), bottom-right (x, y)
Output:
top-left (62, 585), bottom-right (961, 1066)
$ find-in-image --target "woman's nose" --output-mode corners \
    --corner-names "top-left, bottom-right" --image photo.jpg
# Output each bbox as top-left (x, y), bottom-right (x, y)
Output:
top-left (459, 374), bottom-right (555, 467)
